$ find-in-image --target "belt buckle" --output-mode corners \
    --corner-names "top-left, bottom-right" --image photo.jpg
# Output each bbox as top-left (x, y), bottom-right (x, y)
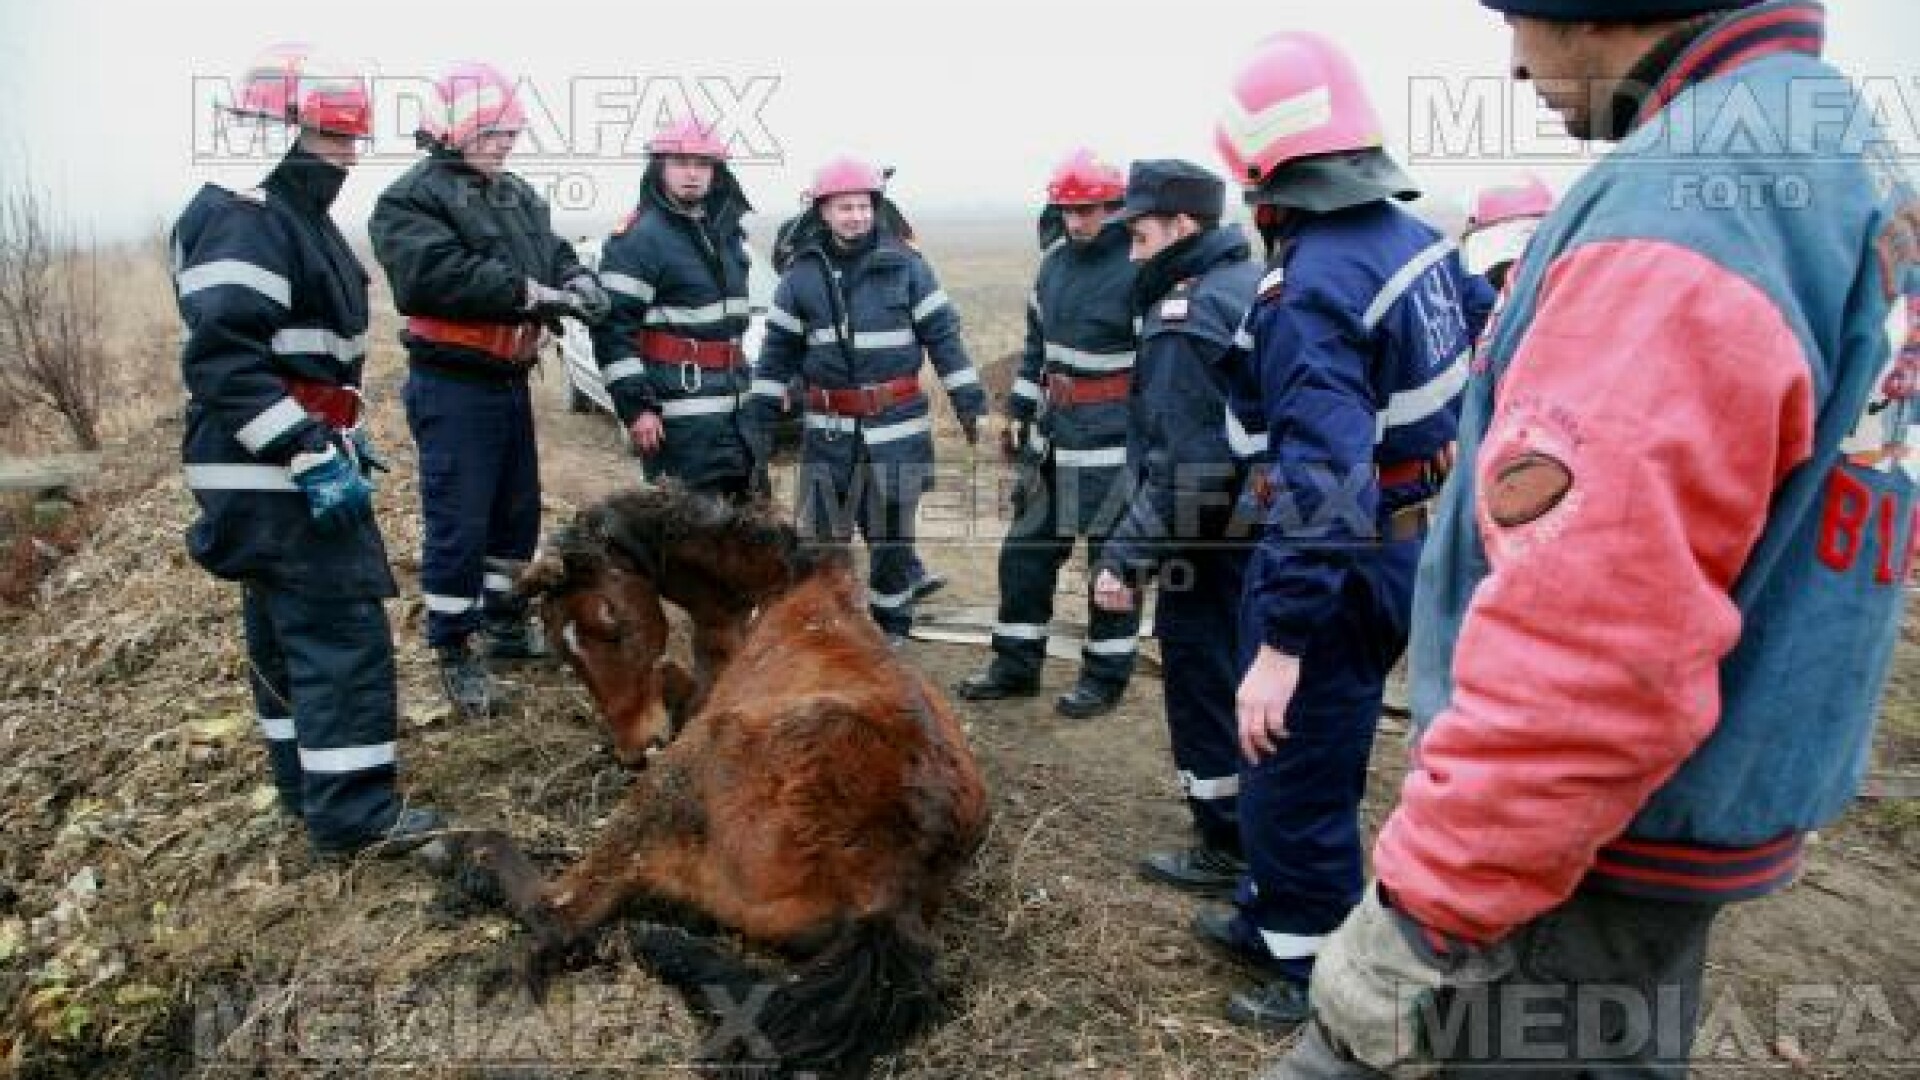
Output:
top-left (680, 361), bottom-right (701, 393)
top-left (863, 385), bottom-right (884, 416)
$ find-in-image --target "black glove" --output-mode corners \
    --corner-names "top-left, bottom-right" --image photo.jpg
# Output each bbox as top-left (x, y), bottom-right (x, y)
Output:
top-left (565, 274), bottom-right (612, 325)
top-left (523, 278), bottom-right (581, 322)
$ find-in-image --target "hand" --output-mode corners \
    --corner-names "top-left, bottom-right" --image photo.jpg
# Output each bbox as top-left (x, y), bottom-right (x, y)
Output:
top-left (999, 420), bottom-right (1027, 462)
top-left (565, 274), bottom-right (611, 325)
top-left (1302, 884), bottom-right (1513, 1077)
top-left (1092, 568), bottom-right (1135, 613)
top-left (959, 413), bottom-right (980, 446)
top-left (523, 279), bottom-right (581, 321)
top-left (289, 445), bottom-right (374, 534)
top-left (348, 428), bottom-right (390, 476)
top-left (629, 412), bottom-right (665, 457)
top-left (1237, 645), bottom-right (1302, 763)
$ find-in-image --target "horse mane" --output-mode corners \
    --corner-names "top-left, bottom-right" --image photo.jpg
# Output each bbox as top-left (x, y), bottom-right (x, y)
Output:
top-left (580, 482), bottom-right (849, 595)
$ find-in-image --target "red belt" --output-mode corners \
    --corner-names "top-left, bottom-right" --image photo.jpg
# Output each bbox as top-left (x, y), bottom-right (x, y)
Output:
top-left (405, 316), bottom-right (542, 365)
top-left (1378, 454), bottom-right (1447, 489)
top-left (1045, 371), bottom-right (1132, 407)
top-left (635, 329), bottom-right (744, 370)
top-left (284, 378), bottom-right (362, 430)
top-left (806, 376), bottom-right (924, 418)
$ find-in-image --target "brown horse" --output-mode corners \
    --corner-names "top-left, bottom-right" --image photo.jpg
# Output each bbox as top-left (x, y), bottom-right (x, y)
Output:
top-left (515, 483), bottom-right (800, 765)
top-left (453, 486), bottom-right (989, 1078)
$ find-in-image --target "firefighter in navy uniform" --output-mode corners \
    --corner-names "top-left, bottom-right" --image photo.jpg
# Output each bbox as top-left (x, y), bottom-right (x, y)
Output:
top-left (1090, 160), bottom-right (1262, 895)
top-left (1195, 32), bottom-right (1496, 1031)
top-left (956, 149), bottom-right (1142, 718)
top-left (748, 157), bottom-right (986, 642)
top-left (591, 117), bottom-right (762, 500)
top-left (173, 43), bottom-right (442, 858)
top-left (369, 61), bottom-right (608, 719)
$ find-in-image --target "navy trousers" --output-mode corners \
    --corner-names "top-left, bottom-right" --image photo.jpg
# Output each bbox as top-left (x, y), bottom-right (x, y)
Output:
top-left (1155, 546), bottom-right (1247, 853)
top-left (403, 368), bottom-right (542, 649)
top-left (1226, 536), bottom-right (1421, 984)
top-left (243, 584), bottom-right (403, 850)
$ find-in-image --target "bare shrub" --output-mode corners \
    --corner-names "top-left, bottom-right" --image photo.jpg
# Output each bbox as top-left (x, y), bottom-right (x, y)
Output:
top-left (0, 185), bottom-right (111, 451)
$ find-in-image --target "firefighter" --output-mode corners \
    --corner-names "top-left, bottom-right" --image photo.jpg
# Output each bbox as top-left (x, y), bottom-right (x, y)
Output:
top-left (591, 117), bottom-right (762, 500)
top-left (1194, 31), bottom-right (1494, 1031)
top-left (1461, 173), bottom-right (1555, 291)
top-left (1090, 160), bottom-right (1262, 897)
top-left (369, 61), bottom-right (608, 719)
top-left (956, 149), bottom-right (1141, 718)
top-left (172, 43), bottom-right (442, 857)
top-left (748, 157), bottom-right (985, 642)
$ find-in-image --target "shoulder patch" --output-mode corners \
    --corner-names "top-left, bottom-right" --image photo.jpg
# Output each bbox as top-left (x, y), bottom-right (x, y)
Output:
top-left (1160, 295), bottom-right (1189, 321)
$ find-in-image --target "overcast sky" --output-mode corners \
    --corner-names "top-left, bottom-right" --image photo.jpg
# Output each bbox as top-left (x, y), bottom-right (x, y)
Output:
top-left (2, 0), bottom-right (1915, 242)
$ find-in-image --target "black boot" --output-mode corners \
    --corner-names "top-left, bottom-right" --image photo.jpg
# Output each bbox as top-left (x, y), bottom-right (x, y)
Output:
top-left (1225, 978), bottom-right (1310, 1033)
top-left (1055, 676), bottom-right (1124, 719)
top-left (1140, 845), bottom-right (1246, 897)
top-left (954, 665), bottom-right (1040, 701)
top-left (485, 617), bottom-right (551, 662)
top-left (437, 641), bottom-right (501, 720)
top-left (313, 806), bottom-right (448, 861)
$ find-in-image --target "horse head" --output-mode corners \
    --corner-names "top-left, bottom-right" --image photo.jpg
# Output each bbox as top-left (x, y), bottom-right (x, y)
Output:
top-left (511, 523), bottom-right (679, 767)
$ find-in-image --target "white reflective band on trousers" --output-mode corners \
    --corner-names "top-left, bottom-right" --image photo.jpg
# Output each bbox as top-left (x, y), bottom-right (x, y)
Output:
top-left (298, 742), bottom-right (396, 773)
top-left (1179, 770), bottom-right (1240, 800)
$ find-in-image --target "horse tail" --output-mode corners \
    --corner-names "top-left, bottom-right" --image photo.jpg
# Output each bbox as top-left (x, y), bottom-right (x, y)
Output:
top-left (628, 912), bottom-right (939, 1079)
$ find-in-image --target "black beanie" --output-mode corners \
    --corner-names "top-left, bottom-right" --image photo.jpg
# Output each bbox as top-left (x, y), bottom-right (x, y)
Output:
top-left (1479, 0), bottom-right (1760, 21)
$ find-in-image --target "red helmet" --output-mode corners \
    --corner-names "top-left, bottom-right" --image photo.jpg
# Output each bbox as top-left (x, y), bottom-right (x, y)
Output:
top-left (1467, 174), bottom-right (1556, 231)
top-left (228, 42), bottom-right (372, 139)
top-left (1215, 32), bottom-right (1384, 187)
top-left (647, 116), bottom-right (730, 161)
top-left (1046, 148), bottom-right (1126, 206)
top-left (810, 156), bottom-right (887, 201)
top-left (424, 61), bottom-right (527, 148)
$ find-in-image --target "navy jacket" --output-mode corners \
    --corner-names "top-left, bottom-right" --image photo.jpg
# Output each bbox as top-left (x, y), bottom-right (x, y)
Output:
top-left (1100, 226), bottom-right (1262, 575)
top-left (171, 147), bottom-right (395, 598)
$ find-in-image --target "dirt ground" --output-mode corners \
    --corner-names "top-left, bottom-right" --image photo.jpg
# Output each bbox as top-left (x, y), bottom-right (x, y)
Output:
top-left (0, 226), bottom-right (1915, 1078)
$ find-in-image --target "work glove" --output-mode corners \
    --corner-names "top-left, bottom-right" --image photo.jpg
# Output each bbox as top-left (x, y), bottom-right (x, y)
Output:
top-left (523, 278), bottom-right (583, 322)
top-left (565, 273), bottom-right (612, 325)
top-left (348, 428), bottom-right (390, 477)
top-left (1285, 884), bottom-right (1514, 1079)
top-left (289, 444), bottom-right (374, 534)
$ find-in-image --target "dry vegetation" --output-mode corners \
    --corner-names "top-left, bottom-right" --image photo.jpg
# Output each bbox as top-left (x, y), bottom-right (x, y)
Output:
top-left (0, 214), bottom-right (1912, 1080)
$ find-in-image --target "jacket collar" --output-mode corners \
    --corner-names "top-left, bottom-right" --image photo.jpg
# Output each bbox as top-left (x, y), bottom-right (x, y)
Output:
top-left (1627, 0), bottom-right (1826, 134)
top-left (265, 143), bottom-right (349, 214)
top-left (1133, 224), bottom-right (1250, 314)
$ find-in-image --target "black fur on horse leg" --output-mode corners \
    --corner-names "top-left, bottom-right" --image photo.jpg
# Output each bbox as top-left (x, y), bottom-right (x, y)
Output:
top-left (443, 830), bottom-right (601, 1002)
top-left (627, 914), bottom-right (942, 1080)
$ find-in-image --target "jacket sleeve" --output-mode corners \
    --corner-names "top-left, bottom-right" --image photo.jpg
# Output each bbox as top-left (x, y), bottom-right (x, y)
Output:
top-left (1100, 330), bottom-right (1239, 576)
top-left (1242, 284), bottom-right (1378, 656)
top-left (368, 178), bottom-right (525, 321)
top-left (908, 256), bottom-right (985, 419)
top-left (1373, 239), bottom-right (1816, 946)
top-left (750, 273), bottom-right (807, 422)
top-left (1009, 283), bottom-right (1046, 422)
top-left (591, 230), bottom-right (660, 423)
top-left (173, 206), bottom-right (328, 464)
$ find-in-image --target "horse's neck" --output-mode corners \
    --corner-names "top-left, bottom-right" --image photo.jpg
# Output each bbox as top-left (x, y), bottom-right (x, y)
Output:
top-left (662, 540), bottom-right (793, 609)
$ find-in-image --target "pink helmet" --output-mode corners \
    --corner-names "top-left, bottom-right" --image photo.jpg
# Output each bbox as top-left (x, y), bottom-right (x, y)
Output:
top-left (647, 116), bottom-right (730, 161)
top-left (228, 42), bottom-right (372, 138)
top-left (810, 156), bottom-right (887, 201)
top-left (1467, 174), bottom-right (1556, 231)
top-left (1215, 32), bottom-right (1384, 188)
top-left (1046, 148), bottom-right (1126, 206)
top-left (425, 61), bottom-right (527, 148)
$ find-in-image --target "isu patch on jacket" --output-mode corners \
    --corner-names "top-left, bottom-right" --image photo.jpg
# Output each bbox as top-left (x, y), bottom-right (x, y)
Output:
top-left (1487, 451), bottom-right (1573, 527)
